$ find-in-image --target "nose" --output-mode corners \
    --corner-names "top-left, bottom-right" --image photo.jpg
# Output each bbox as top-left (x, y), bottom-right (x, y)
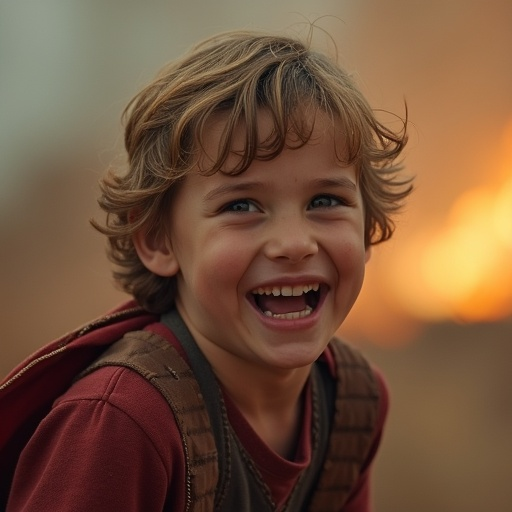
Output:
top-left (263, 214), bottom-right (318, 263)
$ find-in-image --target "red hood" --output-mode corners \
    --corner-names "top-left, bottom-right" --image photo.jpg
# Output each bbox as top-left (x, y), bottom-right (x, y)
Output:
top-left (0, 300), bottom-right (158, 504)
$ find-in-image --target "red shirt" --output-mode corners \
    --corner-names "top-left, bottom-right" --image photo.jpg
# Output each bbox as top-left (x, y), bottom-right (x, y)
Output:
top-left (7, 322), bottom-right (388, 511)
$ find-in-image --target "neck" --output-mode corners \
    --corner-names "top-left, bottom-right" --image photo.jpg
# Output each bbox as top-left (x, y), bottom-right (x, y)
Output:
top-left (209, 351), bottom-right (311, 459)
top-left (201, 338), bottom-right (311, 410)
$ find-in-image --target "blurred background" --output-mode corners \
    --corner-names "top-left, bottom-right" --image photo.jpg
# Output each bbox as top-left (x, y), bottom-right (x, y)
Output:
top-left (1, 0), bottom-right (511, 510)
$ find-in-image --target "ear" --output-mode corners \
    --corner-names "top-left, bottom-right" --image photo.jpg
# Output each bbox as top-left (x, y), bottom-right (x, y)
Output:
top-left (133, 228), bottom-right (180, 277)
top-left (364, 245), bottom-right (372, 263)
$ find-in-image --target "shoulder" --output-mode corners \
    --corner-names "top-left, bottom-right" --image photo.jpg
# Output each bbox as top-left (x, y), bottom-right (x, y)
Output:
top-left (60, 364), bottom-right (176, 428)
top-left (56, 365), bottom-right (184, 471)
top-left (8, 365), bottom-right (187, 511)
top-left (325, 337), bottom-right (390, 438)
top-left (326, 338), bottom-right (384, 395)
top-left (322, 341), bottom-right (390, 511)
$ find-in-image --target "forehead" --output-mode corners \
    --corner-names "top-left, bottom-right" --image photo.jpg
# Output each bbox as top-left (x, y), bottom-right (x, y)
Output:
top-left (196, 108), bottom-right (347, 174)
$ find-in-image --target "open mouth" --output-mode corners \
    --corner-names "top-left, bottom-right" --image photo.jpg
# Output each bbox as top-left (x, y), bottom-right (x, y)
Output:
top-left (250, 283), bottom-right (323, 320)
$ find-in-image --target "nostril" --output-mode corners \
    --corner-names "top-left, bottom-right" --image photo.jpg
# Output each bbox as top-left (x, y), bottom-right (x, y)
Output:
top-left (265, 236), bottom-right (318, 263)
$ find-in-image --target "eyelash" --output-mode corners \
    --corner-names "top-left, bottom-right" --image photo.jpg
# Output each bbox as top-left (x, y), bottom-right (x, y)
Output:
top-left (308, 194), bottom-right (349, 209)
top-left (221, 199), bottom-right (258, 213)
top-left (221, 194), bottom-right (351, 213)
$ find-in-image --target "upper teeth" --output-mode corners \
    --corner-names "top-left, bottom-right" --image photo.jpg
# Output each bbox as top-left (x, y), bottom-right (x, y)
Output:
top-left (252, 283), bottom-right (320, 296)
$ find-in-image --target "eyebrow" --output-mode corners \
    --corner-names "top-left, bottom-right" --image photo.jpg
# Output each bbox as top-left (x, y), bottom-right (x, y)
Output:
top-left (310, 176), bottom-right (358, 192)
top-left (202, 175), bottom-right (358, 203)
top-left (203, 182), bottom-right (262, 203)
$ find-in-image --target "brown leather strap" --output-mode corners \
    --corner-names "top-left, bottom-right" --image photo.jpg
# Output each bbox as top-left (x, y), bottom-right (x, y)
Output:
top-left (307, 339), bottom-right (380, 511)
top-left (80, 330), bottom-right (218, 512)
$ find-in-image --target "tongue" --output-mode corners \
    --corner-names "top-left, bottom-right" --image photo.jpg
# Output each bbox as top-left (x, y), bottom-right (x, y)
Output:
top-left (257, 295), bottom-right (307, 314)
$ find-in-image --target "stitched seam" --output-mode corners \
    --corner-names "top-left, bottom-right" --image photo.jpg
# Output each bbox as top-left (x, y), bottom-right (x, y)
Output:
top-left (56, 368), bottom-right (172, 481)
top-left (54, 397), bottom-right (171, 481)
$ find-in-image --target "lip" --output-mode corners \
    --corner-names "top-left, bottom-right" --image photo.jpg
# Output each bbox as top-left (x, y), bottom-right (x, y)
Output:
top-left (245, 277), bottom-right (330, 329)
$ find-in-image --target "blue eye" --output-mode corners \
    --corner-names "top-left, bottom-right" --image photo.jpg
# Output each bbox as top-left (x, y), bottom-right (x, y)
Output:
top-left (309, 195), bottom-right (342, 209)
top-left (223, 199), bottom-right (258, 212)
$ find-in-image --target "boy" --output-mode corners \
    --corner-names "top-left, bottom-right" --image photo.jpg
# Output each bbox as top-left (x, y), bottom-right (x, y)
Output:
top-left (5, 30), bottom-right (412, 511)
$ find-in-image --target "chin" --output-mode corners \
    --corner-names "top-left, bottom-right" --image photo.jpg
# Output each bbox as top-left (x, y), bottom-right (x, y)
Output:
top-left (261, 344), bottom-right (325, 371)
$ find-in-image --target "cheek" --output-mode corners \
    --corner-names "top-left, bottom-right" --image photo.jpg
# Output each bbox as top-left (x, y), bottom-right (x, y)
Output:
top-left (185, 234), bottom-right (252, 301)
top-left (332, 234), bottom-right (368, 283)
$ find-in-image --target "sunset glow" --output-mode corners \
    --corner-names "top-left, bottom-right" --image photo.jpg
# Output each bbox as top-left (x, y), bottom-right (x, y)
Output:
top-left (391, 124), bottom-right (512, 324)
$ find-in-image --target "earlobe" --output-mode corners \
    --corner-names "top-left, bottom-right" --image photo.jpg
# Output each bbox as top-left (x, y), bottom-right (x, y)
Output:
top-left (133, 228), bottom-right (180, 277)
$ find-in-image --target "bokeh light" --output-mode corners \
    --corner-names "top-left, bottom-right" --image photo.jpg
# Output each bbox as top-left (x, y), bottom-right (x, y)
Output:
top-left (389, 121), bottom-right (512, 323)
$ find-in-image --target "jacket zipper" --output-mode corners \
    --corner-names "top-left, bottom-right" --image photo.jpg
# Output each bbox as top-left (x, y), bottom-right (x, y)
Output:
top-left (0, 307), bottom-right (144, 392)
top-left (0, 345), bottom-right (68, 391)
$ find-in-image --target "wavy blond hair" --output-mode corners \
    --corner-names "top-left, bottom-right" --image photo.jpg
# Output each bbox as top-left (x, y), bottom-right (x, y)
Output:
top-left (92, 29), bottom-right (413, 313)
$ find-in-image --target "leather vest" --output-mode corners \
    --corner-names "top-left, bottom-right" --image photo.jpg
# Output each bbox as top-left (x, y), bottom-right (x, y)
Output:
top-left (84, 309), bottom-right (380, 511)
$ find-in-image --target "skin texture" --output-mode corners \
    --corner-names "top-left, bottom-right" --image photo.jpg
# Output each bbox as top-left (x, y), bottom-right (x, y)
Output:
top-left (134, 110), bottom-right (370, 453)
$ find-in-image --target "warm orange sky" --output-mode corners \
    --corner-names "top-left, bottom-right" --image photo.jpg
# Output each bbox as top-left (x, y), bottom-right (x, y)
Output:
top-left (341, 116), bottom-right (512, 344)
top-left (335, 2), bottom-right (512, 342)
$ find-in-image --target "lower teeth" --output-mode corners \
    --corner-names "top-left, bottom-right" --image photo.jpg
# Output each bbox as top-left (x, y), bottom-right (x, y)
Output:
top-left (263, 306), bottom-right (313, 319)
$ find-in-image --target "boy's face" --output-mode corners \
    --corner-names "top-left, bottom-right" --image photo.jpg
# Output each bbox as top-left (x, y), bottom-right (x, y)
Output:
top-left (139, 110), bottom-right (369, 372)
